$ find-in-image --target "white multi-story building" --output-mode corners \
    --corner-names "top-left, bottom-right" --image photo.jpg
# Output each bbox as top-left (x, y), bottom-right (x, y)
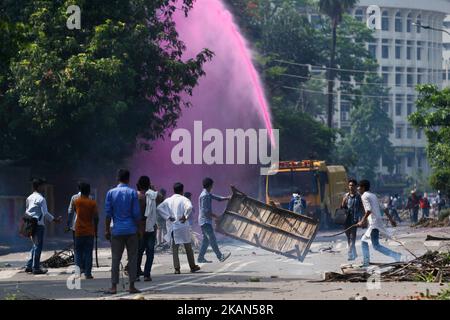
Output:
top-left (443, 15), bottom-right (450, 86)
top-left (334, 0), bottom-right (450, 181)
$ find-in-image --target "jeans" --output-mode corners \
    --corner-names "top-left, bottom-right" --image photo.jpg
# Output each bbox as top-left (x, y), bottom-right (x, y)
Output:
top-left (390, 209), bottom-right (402, 223)
top-left (422, 208), bottom-right (430, 219)
top-left (74, 236), bottom-right (94, 277)
top-left (361, 229), bottom-right (401, 266)
top-left (26, 225), bottom-right (45, 271)
top-left (410, 208), bottom-right (419, 223)
top-left (111, 233), bottom-right (139, 285)
top-left (345, 225), bottom-right (357, 260)
top-left (198, 223), bottom-right (222, 261)
top-left (137, 231), bottom-right (156, 278)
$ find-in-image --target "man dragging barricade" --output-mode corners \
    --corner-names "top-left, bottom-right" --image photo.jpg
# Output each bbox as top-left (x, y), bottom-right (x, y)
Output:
top-left (197, 178), bottom-right (231, 264)
top-left (356, 180), bottom-right (402, 267)
top-left (157, 182), bottom-right (200, 274)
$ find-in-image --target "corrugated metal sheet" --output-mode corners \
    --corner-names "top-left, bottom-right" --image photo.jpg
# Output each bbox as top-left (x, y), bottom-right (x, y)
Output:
top-left (217, 187), bottom-right (319, 261)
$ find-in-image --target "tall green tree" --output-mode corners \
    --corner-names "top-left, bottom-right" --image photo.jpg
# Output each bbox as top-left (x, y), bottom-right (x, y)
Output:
top-left (319, 0), bottom-right (358, 128)
top-left (409, 85), bottom-right (450, 197)
top-left (0, 0), bottom-right (212, 171)
top-left (334, 73), bottom-right (394, 182)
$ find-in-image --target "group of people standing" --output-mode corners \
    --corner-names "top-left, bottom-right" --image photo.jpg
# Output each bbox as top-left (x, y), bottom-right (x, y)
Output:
top-left (23, 169), bottom-right (232, 294)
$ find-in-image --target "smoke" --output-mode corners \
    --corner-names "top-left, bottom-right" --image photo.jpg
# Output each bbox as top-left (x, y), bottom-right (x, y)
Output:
top-left (130, 0), bottom-right (272, 224)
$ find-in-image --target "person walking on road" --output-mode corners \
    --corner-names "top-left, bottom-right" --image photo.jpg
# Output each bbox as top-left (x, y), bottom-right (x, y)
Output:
top-left (406, 190), bottom-right (420, 223)
top-left (356, 180), bottom-right (402, 267)
top-left (25, 178), bottom-right (62, 275)
top-left (420, 193), bottom-right (431, 219)
top-left (157, 183), bottom-right (200, 274)
top-left (104, 169), bottom-right (141, 294)
top-left (66, 183), bottom-right (81, 243)
top-left (340, 179), bottom-right (364, 261)
top-left (136, 176), bottom-right (158, 282)
top-left (197, 178), bottom-right (231, 264)
top-left (73, 182), bottom-right (98, 279)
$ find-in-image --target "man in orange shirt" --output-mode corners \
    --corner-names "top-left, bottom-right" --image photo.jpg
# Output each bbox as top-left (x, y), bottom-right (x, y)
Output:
top-left (73, 182), bottom-right (99, 279)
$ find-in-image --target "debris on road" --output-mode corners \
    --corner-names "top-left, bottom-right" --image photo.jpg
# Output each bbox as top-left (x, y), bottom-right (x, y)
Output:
top-left (41, 246), bottom-right (74, 268)
top-left (426, 235), bottom-right (450, 241)
top-left (412, 217), bottom-right (450, 228)
top-left (248, 277), bottom-right (260, 282)
top-left (320, 251), bottom-right (450, 283)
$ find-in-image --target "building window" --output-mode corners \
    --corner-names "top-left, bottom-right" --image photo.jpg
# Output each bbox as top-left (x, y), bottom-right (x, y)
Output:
top-left (417, 42), bottom-right (422, 61)
top-left (396, 73), bottom-right (402, 86)
top-left (382, 11), bottom-right (389, 31)
top-left (395, 103), bottom-right (402, 116)
top-left (355, 9), bottom-right (364, 22)
top-left (406, 68), bottom-right (414, 87)
top-left (396, 46), bottom-right (402, 59)
top-left (418, 156), bottom-right (423, 168)
top-left (395, 12), bottom-right (403, 32)
top-left (407, 42), bottom-right (412, 60)
top-left (407, 127), bottom-right (413, 139)
top-left (383, 73), bottom-right (389, 85)
top-left (416, 15), bottom-right (421, 33)
top-left (407, 13), bottom-right (412, 32)
top-left (407, 103), bottom-right (413, 115)
top-left (382, 45), bottom-right (389, 59)
top-left (407, 156), bottom-right (413, 167)
top-left (368, 44), bottom-right (377, 58)
top-left (396, 126), bottom-right (403, 139)
top-left (417, 129), bottom-right (422, 139)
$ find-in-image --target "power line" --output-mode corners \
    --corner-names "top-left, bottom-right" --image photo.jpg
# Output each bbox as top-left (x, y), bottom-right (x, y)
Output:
top-left (279, 73), bottom-right (417, 91)
top-left (282, 86), bottom-right (390, 99)
top-left (275, 59), bottom-right (448, 74)
top-left (274, 59), bottom-right (380, 74)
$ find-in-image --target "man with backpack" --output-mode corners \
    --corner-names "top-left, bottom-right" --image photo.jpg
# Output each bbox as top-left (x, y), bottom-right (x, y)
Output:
top-left (24, 178), bottom-right (62, 274)
top-left (289, 191), bottom-right (306, 215)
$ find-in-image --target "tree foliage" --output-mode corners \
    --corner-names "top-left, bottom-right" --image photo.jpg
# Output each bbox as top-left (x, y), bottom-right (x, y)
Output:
top-left (409, 85), bottom-right (450, 197)
top-left (334, 74), bottom-right (394, 181)
top-left (0, 0), bottom-right (212, 170)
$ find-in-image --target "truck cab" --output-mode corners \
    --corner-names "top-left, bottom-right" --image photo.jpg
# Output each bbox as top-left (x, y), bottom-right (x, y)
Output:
top-left (265, 160), bottom-right (348, 228)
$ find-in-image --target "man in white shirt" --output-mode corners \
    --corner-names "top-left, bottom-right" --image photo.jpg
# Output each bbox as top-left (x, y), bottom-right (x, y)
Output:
top-left (356, 180), bottom-right (401, 267)
top-left (157, 182), bottom-right (200, 274)
top-left (25, 179), bottom-right (62, 274)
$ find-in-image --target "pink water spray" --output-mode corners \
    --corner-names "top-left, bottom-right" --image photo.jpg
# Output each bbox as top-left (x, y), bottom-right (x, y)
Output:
top-left (131, 0), bottom-right (275, 217)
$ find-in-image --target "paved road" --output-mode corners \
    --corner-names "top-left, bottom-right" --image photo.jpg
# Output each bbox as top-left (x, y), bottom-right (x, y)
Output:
top-left (1, 225), bottom-right (449, 300)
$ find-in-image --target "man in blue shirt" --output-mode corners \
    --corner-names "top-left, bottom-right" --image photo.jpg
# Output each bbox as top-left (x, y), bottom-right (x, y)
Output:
top-left (104, 169), bottom-right (141, 294)
top-left (197, 177), bottom-right (231, 263)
